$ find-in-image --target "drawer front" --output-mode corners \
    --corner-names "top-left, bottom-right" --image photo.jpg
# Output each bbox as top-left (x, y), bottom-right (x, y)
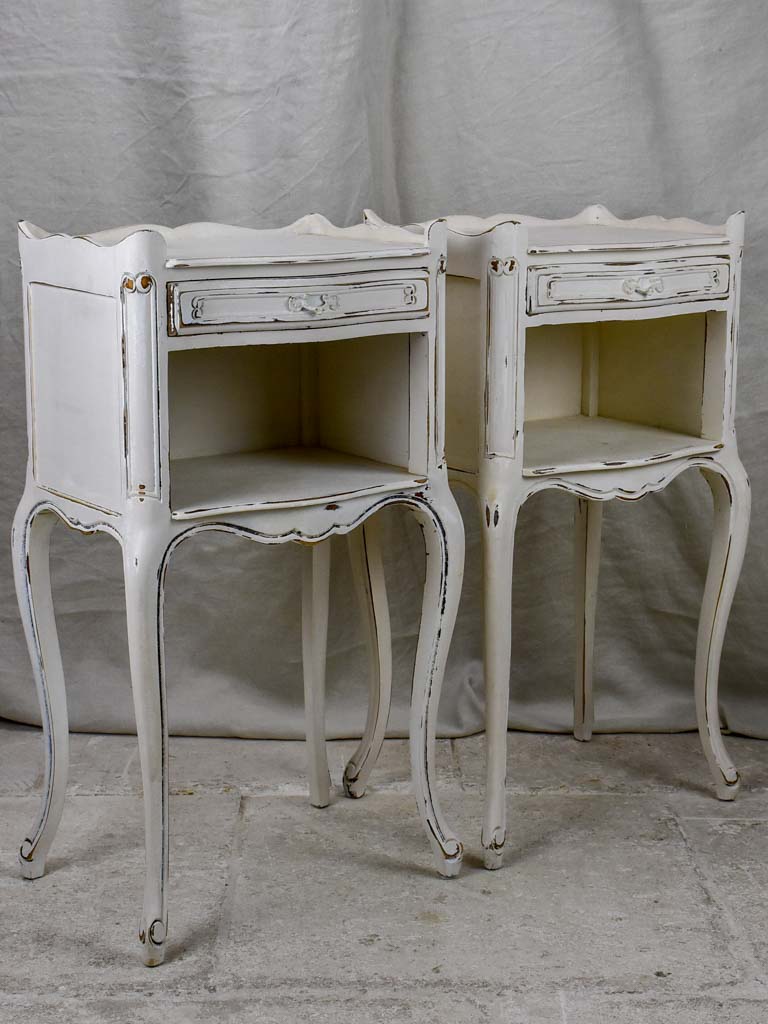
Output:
top-left (528, 259), bottom-right (730, 313)
top-left (168, 272), bottom-right (429, 335)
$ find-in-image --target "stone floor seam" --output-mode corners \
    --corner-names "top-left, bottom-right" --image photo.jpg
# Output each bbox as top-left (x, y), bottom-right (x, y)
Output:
top-left (668, 808), bottom-right (762, 990)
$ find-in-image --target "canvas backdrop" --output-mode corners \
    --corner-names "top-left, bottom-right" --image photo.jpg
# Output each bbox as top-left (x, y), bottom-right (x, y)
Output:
top-left (1, 0), bottom-right (766, 740)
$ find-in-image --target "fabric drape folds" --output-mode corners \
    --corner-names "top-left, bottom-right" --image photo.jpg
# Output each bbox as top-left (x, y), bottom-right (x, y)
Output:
top-left (1, 0), bottom-right (766, 738)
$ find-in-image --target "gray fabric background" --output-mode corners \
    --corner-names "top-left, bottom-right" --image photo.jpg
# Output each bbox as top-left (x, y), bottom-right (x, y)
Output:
top-left (0, 0), bottom-right (766, 739)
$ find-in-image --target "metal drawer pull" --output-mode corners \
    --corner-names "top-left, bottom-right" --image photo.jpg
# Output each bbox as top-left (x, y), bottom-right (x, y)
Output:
top-left (286, 292), bottom-right (340, 315)
top-left (622, 274), bottom-right (664, 297)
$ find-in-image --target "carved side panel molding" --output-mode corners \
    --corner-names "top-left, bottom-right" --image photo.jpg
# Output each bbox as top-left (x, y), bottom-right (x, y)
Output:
top-left (485, 257), bottom-right (518, 458)
top-left (121, 273), bottom-right (161, 500)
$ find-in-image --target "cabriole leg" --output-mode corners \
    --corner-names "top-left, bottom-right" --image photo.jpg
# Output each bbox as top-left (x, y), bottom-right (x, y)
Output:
top-left (481, 493), bottom-right (522, 870)
top-left (408, 495), bottom-right (465, 877)
top-left (695, 461), bottom-right (750, 800)
top-left (573, 498), bottom-right (603, 742)
top-left (123, 534), bottom-right (170, 966)
top-left (302, 540), bottom-right (332, 808)
top-left (12, 503), bottom-right (69, 880)
top-left (343, 516), bottom-right (392, 799)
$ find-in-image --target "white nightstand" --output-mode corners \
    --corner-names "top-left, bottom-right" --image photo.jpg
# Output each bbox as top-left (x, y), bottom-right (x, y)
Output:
top-left (365, 205), bottom-right (749, 869)
top-left (13, 214), bottom-right (464, 964)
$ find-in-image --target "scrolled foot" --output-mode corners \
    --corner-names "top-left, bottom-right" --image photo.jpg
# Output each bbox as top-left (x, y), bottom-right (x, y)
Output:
top-left (140, 917), bottom-right (167, 967)
top-left (715, 772), bottom-right (741, 802)
top-left (482, 827), bottom-right (505, 870)
top-left (436, 839), bottom-right (463, 879)
top-left (342, 763), bottom-right (366, 799)
top-left (483, 846), bottom-right (504, 871)
top-left (19, 840), bottom-right (46, 879)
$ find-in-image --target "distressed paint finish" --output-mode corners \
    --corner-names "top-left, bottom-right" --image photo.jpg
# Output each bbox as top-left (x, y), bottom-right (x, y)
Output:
top-left (302, 541), bottom-right (332, 809)
top-left (573, 498), bottom-right (602, 743)
top-left (12, 215), bottom-right (464, 965)
top-left (343, 517), bottom-right (392, 799)
top-left (363, 205), bottom-right (750, 869)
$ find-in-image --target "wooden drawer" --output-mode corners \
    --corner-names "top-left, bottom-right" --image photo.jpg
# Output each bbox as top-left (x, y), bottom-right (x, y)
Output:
top-left (167, 271), bottom-right (429, 335)
top-left (527, 258), bottom-right (730, 313)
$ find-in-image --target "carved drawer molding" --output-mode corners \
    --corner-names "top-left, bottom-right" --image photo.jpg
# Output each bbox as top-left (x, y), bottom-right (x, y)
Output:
top-left (528, 257), bottom-right (730, 313)
top-left (167, 271), bottom-right (429, 335)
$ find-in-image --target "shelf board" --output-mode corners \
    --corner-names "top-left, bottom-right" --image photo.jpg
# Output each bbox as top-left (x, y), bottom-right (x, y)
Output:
top-left (522, 415), bottom-right (720, 477)
top-left (170, 447), bottom-right (424, 519)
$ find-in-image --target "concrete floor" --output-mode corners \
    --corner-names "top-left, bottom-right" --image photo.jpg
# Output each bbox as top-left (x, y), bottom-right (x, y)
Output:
top-left (1, 720), bottom-right (767, 1023)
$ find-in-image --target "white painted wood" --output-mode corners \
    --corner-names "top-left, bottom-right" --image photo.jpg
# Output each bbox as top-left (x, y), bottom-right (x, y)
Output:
top-left (169, 345), bottom-right (302, 459)
top-left (122, 274), bottom-right (161, 500)
top-left (12, 504), bottom-right (69, 880)
top-left (445, 275), bottom-right (482, 474)
top-left (522, 415), bottom-right (721, 476)
top-left (363, 205), bottom-right (749, 869)
top-left (13, 213), bottom-right (463, 964)
top-left (695, 456), bottom-right (751, 800)
top-left (28, 283), bottom-right (124, 512)
top-left (169, 448), bottom-right (423, 518)
top-left (123, 528), bottom-right (170, 968)
top-left (438, 205), bottom-right (730, 246)
top-left (407, 491), bottom-right (465, 877)
top-left (169, 272), bottom-right (428, 334)
top-left (24, 216), bottom-right (430, 266)
top-left (316, 334), bottom-right (412, 469)
top-left (529, 257), bottom-right (729, 312)
top-left (525, 225), bottom-right (729, 252)
top-left (343, 516), bottom-right (392, 799)
top-left (524, 323), bottom-right (584, 422)
top-left (525, 313), bottom-right (717, 439)
top-left (302, 542), bottom-right (332, 809)
top-left (480, 469), bottom-right (524, 871)
top-left (573, 499), bottom-right (602, 742)
top-left (485, 257), bottom-right (519, 457)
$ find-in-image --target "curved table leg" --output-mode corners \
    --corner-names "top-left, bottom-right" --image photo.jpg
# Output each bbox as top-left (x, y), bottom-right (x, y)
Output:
top-left (123, 530), bottom-right (171, 966)
top-left (695, 460), bottom-right (750, 800)
top-left (302, 540), bottom-right (332, 808)
top-left (573, 498), bottom-right (602, 742)
top-left (481, 490), bottom-right (524, 870)
top-left (408, 493), bottom-right (465, 877)
top-left (343, 517), bottom-right (392, 799)
top-left (12, 501), bottom-right (69, 880)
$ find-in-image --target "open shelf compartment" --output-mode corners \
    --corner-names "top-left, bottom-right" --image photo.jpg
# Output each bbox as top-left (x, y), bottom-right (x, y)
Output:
top-left (168, 334), bottom-right (425, 518)
top-left (522, 312), bottom-right (726, 476)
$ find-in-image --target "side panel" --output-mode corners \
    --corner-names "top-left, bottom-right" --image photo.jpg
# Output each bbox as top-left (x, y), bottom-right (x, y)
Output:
top-left (523, 323), bottom-right (584, 421)
top-left (444, 275), bottom-right (481, 473)
top-left (168, 345), bottom-right (302, 459)
top-left (316, 334), bottom-right (411, 469)
top-left (598, 313), bottom-right (707, 437)
top-left (485, 257), bottom-right (518, 458)
top-left (29, 283), bottom-right (124, 511)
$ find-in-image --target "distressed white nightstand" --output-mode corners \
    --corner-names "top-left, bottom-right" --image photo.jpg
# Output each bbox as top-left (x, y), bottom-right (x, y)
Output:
top-left (364, 205), bottom-right (750, 868)
top-left (13, 214), bottom-right (464, 964)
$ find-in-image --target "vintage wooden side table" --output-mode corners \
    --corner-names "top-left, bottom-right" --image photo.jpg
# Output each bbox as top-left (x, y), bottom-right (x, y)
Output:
top-left (362, 205), bottom-right (750, 868)
top-left (13, 214), bottom-right (464, 965)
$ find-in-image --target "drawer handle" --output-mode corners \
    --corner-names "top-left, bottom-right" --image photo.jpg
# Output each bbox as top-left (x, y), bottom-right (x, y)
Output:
top-left (286, 292), bottom-right (340, 315)
top-left (622, 274), bottom-right (664, 298)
